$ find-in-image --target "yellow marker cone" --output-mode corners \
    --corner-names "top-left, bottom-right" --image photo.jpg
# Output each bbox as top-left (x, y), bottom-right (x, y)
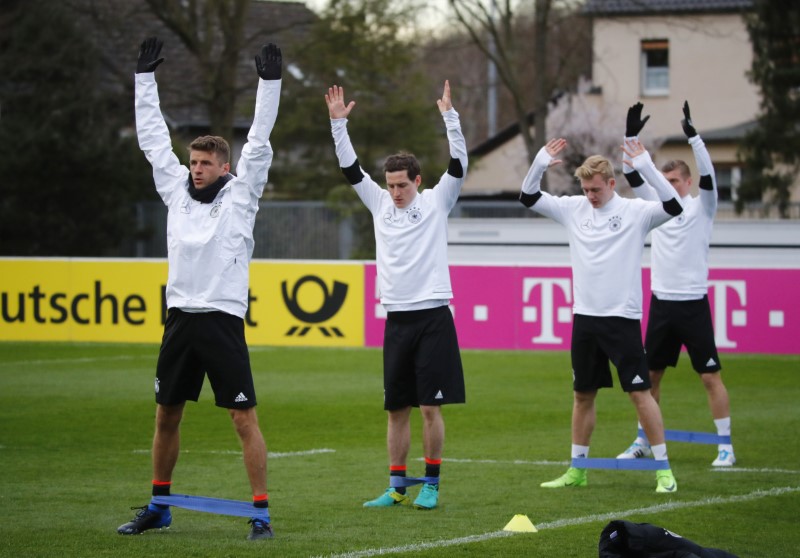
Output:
top-left (502, 514), bottom-right (538, 533)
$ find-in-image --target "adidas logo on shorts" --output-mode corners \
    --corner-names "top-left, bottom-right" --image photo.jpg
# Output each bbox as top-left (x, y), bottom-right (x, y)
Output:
top-left (631, 375), bottom-right (644, 384)
top-left (234, 392), bottom-right (248, 403)
top-left (706, 358), bottom-right (717, 367)
top-left (435, 390), bottom-right (444, 400)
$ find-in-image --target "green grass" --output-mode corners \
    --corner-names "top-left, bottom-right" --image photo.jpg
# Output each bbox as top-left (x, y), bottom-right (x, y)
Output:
top-left (0, 343), bottom-right (798, 557)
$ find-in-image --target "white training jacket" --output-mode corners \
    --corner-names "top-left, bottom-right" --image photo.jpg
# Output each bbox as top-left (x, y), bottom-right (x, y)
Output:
top-left (135, 73), bottom-right (281, 318)
top-left (520, 147), bottom-right (683, 319)
top-left (330, 109), bottom-right (467, 309)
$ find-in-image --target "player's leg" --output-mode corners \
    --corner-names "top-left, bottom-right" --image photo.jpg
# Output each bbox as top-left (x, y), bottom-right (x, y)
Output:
top-left (364, 310), bottom-right (416, 507)
top-left (411, 306), bottom-right (465, 509)
top-left (118, 310), bottom-right (200, 535)
top-left (682, 296), bottom-right (734, 466)
top-left (610, 317), bottom-right (676, 493)
top-left (541, 390), bottom-right (595, 488)
top-left (202, 312), bottom-right (272, 539)
top-left (542, 315), bottom-right (608, 488)
top-left (415, 405), bottom-right (443, 509)
top-left (619, 296), bottom-right (677, 459)
top-left (362, 407), bottom-right (413, 507)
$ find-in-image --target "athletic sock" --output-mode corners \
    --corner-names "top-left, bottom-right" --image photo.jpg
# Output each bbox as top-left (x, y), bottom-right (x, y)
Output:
top-left (714, 417), bottom-right (733, 452)
top-left (424, 457), bottom-right (441, 484)
top-left (149, 480), bottom-right (171, 511)
top-left (651, 443), bottom-right (668, 461)
top-left (253, 494), bottom-right (269, 509)
top-left (636, 422), bottom-right (649, 446)
top-left (571, 444), bottom-right (590, 459)
top-left (390, 465), bottom-right (407, 495)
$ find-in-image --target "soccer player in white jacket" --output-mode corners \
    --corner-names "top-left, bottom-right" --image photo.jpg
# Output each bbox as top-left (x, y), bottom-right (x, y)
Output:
top-left (617, 102), bottom-right (735, 467)
top-left (519, 138), bottom-right (683, 493)
top-left (325, 81), bottom-right (467, 510)
top-left (117, 38), bottom-right (280, 540)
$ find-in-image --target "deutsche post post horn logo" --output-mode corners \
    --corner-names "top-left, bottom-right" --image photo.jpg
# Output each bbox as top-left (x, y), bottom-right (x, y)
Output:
top-left (282, 275), bottom-right (348, 337)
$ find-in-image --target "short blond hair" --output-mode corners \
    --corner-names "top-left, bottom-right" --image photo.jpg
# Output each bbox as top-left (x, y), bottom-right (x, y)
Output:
top-left (574, 155), bottom-right (615, 182)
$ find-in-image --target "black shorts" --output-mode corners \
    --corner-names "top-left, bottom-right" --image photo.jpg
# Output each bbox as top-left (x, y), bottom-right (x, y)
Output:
top-left (645, 294), bottom-right (722, 374)
top-left (383, 305), bottom-right (466, 410)
top-left (571, 314), bottom-right (650, 393)
top-left (155, 309), bottom-right (257, 409)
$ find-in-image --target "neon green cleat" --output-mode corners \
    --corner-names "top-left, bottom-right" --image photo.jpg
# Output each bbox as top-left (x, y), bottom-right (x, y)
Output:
top-left (655, 468), bottom-right (678, 493)
top-left (363, 488), bottom-right (410, 507)
top-left (540, 467), bottom-right (587, 488)
top-left (413, 483), bottom-right (439, 510)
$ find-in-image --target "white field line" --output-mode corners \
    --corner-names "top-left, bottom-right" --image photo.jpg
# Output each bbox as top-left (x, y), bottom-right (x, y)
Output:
top-left (432, 457), bottom-right (569, 466)
top-left (317, 486), bottom-right (800, 558)
top-left (434, 457), bottom-right (800, 475)
top-left (0, 355), bottom-right (145, 366)
top-left (132, 448), bottom-right (336, 458)
top-left (711, 466), bottom-right (800, 474)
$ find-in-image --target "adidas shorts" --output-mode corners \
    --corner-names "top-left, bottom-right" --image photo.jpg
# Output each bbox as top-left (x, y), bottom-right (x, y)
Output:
top-left (645, 294), bottom-right (722, 374)
top-left (155, 309), bottom-right (257, 409)
top-left (571, 314), bottom-right (650, 393)
top-left (383, 306), bottom-right (466, 410)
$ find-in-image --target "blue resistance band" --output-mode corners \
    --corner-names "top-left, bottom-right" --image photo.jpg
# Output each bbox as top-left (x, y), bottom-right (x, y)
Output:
top-left (151, 494), bottom-right (270, 519)
top-left (638, 428), bottom-right (731, 445)
top-left (390, 476), bottom-right (440, 488)
top-left (572, 457), bottom-right (671, 471)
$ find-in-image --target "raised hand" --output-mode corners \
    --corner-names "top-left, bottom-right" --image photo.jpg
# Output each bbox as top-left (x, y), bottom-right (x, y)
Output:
top-left (681, 100), bottom-right (697, 138)
top-left (626, 102), bottom-right (650, 137)
top-left (436, 80), bottom-right (452, 113)
top-left (544, 138), bottom-right (567, 166)
top-left (255, 43), bottom-right (282, 80)
top-left (621, 138), bottom-right (647, 167)
top-left (325, 85), bottom-right (355, 119)
top-left (137, 37), bottom-right (164, 74)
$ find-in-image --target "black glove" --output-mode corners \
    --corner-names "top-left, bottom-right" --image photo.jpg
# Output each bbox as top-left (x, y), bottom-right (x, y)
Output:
top-left (255, 43), bottom-right (282, 80)
top-left (625, 102), bottom-right (650, 137)
top-left (137, 37), bottom-right (164, 74)
top-left (681, 100), bottom-right (697, 138)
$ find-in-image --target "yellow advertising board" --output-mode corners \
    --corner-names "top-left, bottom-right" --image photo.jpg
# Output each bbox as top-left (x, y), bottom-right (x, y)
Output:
top-left (0, 258), bottom-right (364, 347)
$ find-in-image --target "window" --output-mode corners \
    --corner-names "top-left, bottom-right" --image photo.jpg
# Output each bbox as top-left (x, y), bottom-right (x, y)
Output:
top-left (714, 165), bottom-right (742, 202)
top-left (641, 40), bottom-right (669, 96)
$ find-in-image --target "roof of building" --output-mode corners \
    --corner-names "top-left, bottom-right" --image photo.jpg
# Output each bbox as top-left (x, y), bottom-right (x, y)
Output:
top-left (663, 120), bottom-right (758, 144)
top-left (582, 0), bottom-right (754, 16)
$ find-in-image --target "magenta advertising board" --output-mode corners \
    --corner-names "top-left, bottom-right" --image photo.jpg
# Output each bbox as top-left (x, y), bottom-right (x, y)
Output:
top-left (364, 264), bottom-right (800, 355)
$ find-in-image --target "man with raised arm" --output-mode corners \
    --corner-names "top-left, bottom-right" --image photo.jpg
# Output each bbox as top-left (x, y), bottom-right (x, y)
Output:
top-left (117, 38), bottom-right (281, 540)
top-left (617, 102), bottom-right (735, 467)
top-left (519, 136), bottom-right (683, 493)
top-left (325, 81), bottom-right (467, 510)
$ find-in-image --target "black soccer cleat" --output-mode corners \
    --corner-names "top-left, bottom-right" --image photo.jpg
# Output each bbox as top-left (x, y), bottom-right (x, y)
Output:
top-left (117, 505), bottom-right (172, 535)
top-left (247, 517), bottom-right (274, 540)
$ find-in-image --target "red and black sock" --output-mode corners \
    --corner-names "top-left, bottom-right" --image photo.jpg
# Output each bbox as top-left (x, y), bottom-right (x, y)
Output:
top-left (253, 494), bottom-right (269, 509)
top-left (425, 458), bottom-right (441, 483)
top-left (152, 480), bottom-right (171, 497)
top-left (150, 480), bottom-right (171, 511)
top-left (390, 465), bottom-right (407, 495)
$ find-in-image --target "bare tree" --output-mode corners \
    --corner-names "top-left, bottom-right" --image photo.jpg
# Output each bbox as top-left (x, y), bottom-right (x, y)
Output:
top-left (447, 0), bottom-right (589, 165)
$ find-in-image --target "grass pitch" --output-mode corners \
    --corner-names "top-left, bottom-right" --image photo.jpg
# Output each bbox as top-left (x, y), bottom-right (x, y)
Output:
top-left (0, 342), bottom-right (798, 557)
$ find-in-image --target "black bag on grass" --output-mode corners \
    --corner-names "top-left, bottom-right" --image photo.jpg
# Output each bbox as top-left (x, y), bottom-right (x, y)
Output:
top-left (598, 520), bottom-right (739, 558)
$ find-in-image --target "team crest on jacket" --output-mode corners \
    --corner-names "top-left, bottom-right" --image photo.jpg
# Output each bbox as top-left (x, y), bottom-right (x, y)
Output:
top-left (408, 208), bottom-right (423, 224)
top-left (674, 214), bottom-right (686, 225)
top-left (608, 215), bottom-right (622, 232)
top-left (210, 202), bottom-right (222, 218)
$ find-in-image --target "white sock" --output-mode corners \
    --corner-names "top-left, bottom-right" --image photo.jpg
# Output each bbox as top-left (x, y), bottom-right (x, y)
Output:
top-left (714, 417), bottom-right (733, 453)
top-left (571, 444), bottom-right (590, 459)
top-left (651, 443), bottom-right (668, 461)
top-left (714, 417), bottom-right (731, 436)
top-left (635, 422), bottom-right (649, 446)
